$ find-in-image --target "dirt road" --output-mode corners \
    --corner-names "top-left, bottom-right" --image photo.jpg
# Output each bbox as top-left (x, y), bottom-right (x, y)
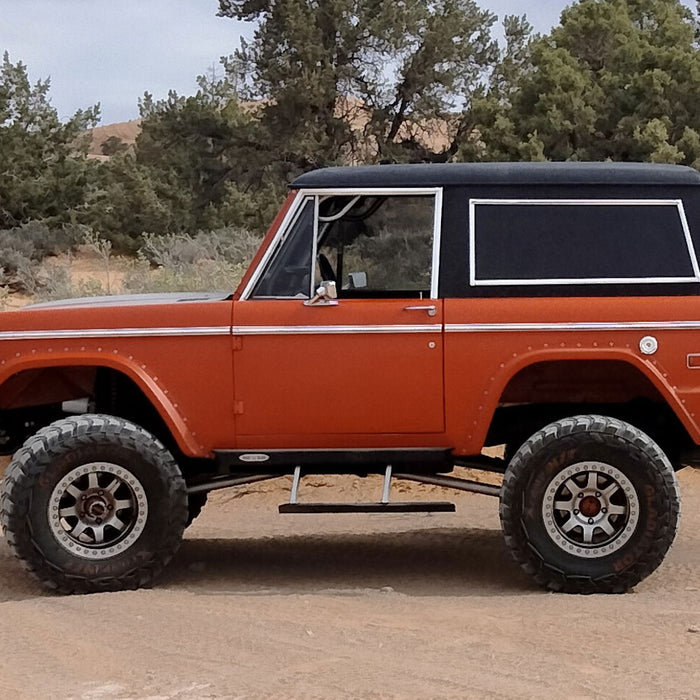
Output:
top-left (0, 470), bottom-right (699, 699)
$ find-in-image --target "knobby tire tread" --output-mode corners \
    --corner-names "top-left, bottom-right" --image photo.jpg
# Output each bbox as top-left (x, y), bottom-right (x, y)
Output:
top-left (0, 415), bottom-right (187, 594)
top-left (500, 414), bottom-right (680, 594)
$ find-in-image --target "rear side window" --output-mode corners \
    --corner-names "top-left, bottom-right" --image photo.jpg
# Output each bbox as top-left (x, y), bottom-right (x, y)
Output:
top-left (470, 199), bottom-right (700, 286)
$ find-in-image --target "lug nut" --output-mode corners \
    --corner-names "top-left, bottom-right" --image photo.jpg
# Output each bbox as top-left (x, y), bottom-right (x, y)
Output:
top-left (98, 490), bottom-right (104, 496)
top-left (107, 505), bottom-right (113, 511)
top-left (578, 493), bottom-right (584, 498)
top-left (595, 491), bottom-right (601, 498)
top-left (602, 507), bottom-right (608, 514)
top-left (573, 509), bottom-right (579, 515)
top-left (96, 517), bottom-right (102, 524)
top-left (588, 517), bottom-right (594, 524)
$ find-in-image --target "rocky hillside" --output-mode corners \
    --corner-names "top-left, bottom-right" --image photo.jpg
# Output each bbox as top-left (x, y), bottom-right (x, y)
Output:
top-left (88, 120), bottom-right (141, 160)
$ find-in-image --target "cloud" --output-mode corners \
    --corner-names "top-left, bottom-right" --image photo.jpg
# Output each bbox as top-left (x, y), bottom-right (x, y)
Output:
top-left (2, 0), bottom-right (249, 123)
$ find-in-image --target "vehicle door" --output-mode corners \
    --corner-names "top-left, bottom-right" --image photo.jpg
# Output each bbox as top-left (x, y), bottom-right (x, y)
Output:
top-left (232, 188), bottom-right (445, 441)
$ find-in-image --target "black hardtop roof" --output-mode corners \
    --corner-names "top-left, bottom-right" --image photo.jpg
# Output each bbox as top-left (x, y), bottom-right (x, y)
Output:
top-left (291, 162), bottom-right (700, 189)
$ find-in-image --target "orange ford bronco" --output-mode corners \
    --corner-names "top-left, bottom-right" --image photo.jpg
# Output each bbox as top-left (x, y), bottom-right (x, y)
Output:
top-left (1, 161), bottom-right (696, 593)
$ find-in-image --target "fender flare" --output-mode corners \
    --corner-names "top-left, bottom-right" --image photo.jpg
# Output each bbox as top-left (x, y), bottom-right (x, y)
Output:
top-left (476, 348), bottom-right (699, 445)
top-left (0, 354), bottom-right (202, 456)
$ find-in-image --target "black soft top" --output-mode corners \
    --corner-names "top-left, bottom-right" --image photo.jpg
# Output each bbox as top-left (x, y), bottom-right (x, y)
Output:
top-left (291, 162), bottom-right (700, 189)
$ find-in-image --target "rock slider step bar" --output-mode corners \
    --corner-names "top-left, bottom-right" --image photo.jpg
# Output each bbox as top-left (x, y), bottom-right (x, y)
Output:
top-left (278, 502), bottom-right (456, 514)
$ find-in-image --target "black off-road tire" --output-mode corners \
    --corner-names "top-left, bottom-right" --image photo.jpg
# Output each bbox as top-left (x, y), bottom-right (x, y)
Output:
top-left (500, 415), bottom-right (680, 594)
top-left (0, 415), bottom-right (188, 594)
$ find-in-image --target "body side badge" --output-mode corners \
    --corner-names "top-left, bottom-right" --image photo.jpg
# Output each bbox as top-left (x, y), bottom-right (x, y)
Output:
top-left (239, 453), bottom-right (271, 463)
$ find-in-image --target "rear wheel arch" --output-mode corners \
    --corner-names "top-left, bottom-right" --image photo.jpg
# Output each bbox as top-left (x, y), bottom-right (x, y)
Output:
top-left (484, 359), bottom-right (694, 465)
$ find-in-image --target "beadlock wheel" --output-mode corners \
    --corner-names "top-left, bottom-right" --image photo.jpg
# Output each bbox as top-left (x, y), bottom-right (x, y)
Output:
top-left (500, 415), bottom-right (680, 594)
top-left (48, 462), bottom-right (149, 560)
top-left (542, 461), bottom-right (639, 558)
top-left (1, 415), bottom-right (188, 594)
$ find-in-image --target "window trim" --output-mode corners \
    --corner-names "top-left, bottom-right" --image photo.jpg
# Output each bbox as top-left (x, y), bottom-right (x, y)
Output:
top-left (468, 198), bottom-right (700, 287)
top-left (246, 195), bottom-right (315, 300)
top-left (310, 195), bottom-right (321, 298)
top-left (241, 187), bottom-right (444, 300)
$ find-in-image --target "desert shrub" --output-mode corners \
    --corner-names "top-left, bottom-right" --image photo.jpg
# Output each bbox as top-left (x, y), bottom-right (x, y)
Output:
top-left (0, 221), bottom-right (84, 293)
top-left (35, 264), bottom-right (107, 302)
top-left (3, 226), bottom-right (264, 300)
top-left (0, 239), bottom-right (38, 292)
top-left (123, 257), bottom-right (246, 293)
top-left (124, 228), bottom-right (262, 293)
top-left (14, 221), bottom-right (82, 257)
top-left (0, 284), bottom-right (11, 309)
top-left (214, 226), bottom-right (265, 268)
top-left (138, 228), bottom-right (262, 268)
top-left (122, 229), bottom-right (260, 293)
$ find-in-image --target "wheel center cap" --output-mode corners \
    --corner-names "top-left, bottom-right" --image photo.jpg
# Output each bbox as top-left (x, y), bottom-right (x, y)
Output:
top-left (579, 495), bottom-right (601, 518)
top-left (85, 497), bottom-right (107, 519)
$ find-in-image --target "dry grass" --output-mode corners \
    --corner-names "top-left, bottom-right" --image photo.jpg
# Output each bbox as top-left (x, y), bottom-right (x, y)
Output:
top-left (2, 229), bottom-right (262, 308)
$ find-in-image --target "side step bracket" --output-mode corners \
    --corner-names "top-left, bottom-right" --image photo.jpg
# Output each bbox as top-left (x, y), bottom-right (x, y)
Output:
top-left (279, 465), bottom-right (456, 514)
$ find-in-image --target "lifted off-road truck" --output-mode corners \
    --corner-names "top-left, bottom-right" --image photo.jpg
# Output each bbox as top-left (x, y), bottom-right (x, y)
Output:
top-left (2, 161), bottom-right (697, 593)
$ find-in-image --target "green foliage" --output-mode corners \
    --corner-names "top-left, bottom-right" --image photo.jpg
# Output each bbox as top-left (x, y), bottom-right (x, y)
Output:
top-left (87, 73), bottom-right (274, 241)
top-left (218, 0), bottom-right (499, 167)
top-left (10, 0), bottom-right (700, 305)
top-left (473, 0), bottom-right (700, 164)
top-left (136, 77), bottom-right (263, 229)
top-left (101, 135), bottom-right (129, 156)
top-left (0, 52), bottom-right (99, 227)
top-left (84, 152), bottom-right (184, 249)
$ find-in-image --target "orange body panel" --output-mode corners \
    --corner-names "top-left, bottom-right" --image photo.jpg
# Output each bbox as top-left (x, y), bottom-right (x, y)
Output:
top-left (232, 299), bottom-right (445, 446)
top-left (443, 296), bottom-right (700, 453)
top-left (0, 301), bottom-right (235, 456)
top-left (3, 289), bottom-right (700, 457)
top-left (227, 291), bottom-right (700, 452)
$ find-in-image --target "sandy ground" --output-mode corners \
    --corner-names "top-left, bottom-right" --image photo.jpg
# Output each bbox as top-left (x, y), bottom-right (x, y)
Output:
top-left (0, 469), bottom-right (698, 700)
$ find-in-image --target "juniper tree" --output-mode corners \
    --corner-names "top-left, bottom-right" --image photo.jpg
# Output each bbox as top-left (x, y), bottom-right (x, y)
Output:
top-left (217, 0), bottom-right (499, 167)
top-left (0, 52), bottom-right (98, 227)
top-left (472, 0), bottom-right (700, 165)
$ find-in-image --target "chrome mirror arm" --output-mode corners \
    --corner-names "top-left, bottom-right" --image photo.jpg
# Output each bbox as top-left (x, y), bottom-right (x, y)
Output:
top-left (304, 280), bottom-right (339, 307)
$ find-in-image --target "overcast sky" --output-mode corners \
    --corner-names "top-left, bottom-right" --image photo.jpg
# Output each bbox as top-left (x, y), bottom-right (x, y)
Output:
top-left (0, 0), bottom-right (691, 125)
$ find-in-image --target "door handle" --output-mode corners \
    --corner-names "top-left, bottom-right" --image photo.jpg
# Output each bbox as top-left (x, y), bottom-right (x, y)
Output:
top-left (403, 305), bottom-right (437, 317)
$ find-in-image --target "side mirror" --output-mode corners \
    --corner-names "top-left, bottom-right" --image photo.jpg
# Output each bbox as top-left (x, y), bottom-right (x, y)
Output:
top-left (347, 271), bottom-right (367, 289)
top-left (304, 280), bottom-right (339, 306)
